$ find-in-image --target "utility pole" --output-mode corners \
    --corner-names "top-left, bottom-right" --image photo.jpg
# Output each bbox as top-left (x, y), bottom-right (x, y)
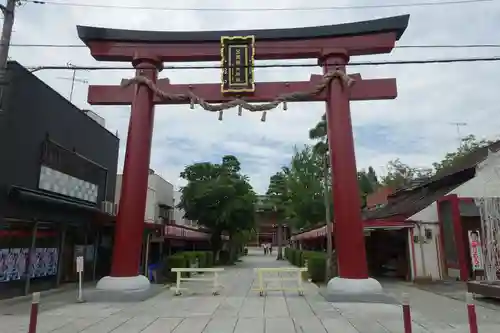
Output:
top-left (0, 0), bottom-right (17, 70)
top-left (0, 0), bottom-right (18, 109)
top-left (323, 149), bottom-right (333, 281)
top-left (274, 205), bottom-right (283, 260)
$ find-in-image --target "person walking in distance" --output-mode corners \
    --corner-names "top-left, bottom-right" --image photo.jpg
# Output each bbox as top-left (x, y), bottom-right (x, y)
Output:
top-left (262, 243), bottom-right (267, 255)
top-left (269, 243), bottom-right (273, 256)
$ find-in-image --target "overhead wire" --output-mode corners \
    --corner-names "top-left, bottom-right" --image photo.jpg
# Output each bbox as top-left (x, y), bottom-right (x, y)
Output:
top-left (6, 43), bottom-right (500, 49)
top-left (26, 0), bottom-right (497, 11)
top-left (27, 56), bottom-right (500, 72)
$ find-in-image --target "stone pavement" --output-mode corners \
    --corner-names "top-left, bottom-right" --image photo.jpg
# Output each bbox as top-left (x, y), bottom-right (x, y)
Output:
top-left (2, 248), bottom-right (500, 333)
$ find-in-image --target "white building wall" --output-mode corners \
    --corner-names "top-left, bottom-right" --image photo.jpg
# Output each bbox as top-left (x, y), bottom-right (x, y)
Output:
top-left (145, 187), bottom-right (156, 223)
top-left (115, 171), bottom-right (174, 224)
top-left (150, 174), bottom-right (174, 209)
top-left (407, 150), bottom-right (500, 281)
top-left (173, 190), bottom-right (198, 227)
top-left (115, 175), bottom-right (122, 205)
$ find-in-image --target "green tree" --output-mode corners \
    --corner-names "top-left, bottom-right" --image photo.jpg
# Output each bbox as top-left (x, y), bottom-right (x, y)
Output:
top-left (380, 159), bottom-right (433, 189)
top-left (264, 145), bottom-right (326, 231)
top-left (284, 145), bottom-right (326, 229)
top-left (367, 166), bottom-right (379, 189)
top-left (357, 170), bottom-right (374, 208)
top-left (433, 134), bottom-right (494, 174)
top-left (178, 155), bottom-right (257, 261)
top-left (308, 114), bottom-right (334, 280)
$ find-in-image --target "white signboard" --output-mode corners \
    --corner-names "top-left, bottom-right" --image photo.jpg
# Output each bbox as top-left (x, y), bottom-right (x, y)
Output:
top-left (468, 230), bottom-right (484, 271)
top-left (76, 256), bottom-right (84, 273)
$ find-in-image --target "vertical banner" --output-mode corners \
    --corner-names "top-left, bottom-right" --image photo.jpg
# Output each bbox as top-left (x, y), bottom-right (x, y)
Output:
top-left (221, 36), bottom-right (255, 94)
top-left (468, 230), bottom-right (484, 271)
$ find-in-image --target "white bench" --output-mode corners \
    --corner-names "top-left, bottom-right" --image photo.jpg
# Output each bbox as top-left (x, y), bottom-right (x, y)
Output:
top-left (170, 267), bottom-right (224, 296)
top-left (253, 267), bottom-right (307, 296)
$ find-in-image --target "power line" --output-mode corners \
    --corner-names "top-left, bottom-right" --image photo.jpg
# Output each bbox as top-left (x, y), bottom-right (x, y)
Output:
top-left (27, 0), bottom-right (496, 11)
top-left (6, 43), bottom-right (500, 49)
top-left (27, 56), bottom-right (500, 72)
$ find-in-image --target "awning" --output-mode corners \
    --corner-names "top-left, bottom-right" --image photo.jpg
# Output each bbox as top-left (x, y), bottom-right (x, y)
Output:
top-left (291, 220), bottom-right (414, 241)
top-left (165, 225), bottom-right (209, 240)
top-left (8, 185), bottom-right (100, 213)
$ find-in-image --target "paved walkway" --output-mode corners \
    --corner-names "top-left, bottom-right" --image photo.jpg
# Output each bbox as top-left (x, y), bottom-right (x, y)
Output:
top-left (2, 249), bottom-right (500, 332)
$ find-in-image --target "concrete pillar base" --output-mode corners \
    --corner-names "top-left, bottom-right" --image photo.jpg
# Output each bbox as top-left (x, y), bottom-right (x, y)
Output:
top-left (96, 275), bottom-right (150, 291)
top-left (326, 277), bottom-right (383, 294)
top-left (322, 277), bottom-right (398, 304)
top-left (80, 275), bottom-right (161, 303)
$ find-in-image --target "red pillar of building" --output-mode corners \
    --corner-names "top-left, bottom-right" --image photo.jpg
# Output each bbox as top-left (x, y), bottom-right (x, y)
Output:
top-left (110, 58), bottom-right (162, 277)
top-left (321, 51), bottom-right (369, 279)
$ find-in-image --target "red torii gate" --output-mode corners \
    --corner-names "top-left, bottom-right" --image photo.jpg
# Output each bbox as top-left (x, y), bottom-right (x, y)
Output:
top-left (77, 14), bottom-right (409, 294)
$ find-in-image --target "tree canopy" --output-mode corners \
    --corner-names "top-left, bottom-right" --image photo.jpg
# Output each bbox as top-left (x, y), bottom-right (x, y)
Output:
top-left (433, 134), bottom-right (494, 174)
top-left (265, 114), bottom-right (496, 230)
top-left (379, 135), bottom-right (494, 189)
top-left (177, 155), bottom-right (257, 249)
top-left (263, 145), bottom-right (329, 231)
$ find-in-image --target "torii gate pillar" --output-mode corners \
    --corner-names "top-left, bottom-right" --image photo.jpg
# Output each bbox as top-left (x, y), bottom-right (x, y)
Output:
top-left (321, 51), bottom-right (382, 294)
top-left (96, 58), bottom-right (162, 292)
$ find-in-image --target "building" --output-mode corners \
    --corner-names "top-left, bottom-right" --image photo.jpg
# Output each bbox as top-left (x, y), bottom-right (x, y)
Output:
top-left (173, 190), bottom-right (198, 228)
top-left (292, 141), bottom-right (500, 283)
top-left (253, 195), bottom-right (291, 246)
top-left (405, 143), bottom-right (500, 282)
top-left (115, 169), bottom-right (174, 226)
top-left (366, 187), bottom-right (394, 209)
top-left (0, 62), bottom-right (119, 298)
top-left (115, 169), bottom-right (174, 273)
top-left (115, 171), bottom-right (210, 275)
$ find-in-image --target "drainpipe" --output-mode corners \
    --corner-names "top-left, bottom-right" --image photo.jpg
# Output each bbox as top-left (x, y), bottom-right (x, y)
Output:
top-left (416, 221), bottom-right (427, 278)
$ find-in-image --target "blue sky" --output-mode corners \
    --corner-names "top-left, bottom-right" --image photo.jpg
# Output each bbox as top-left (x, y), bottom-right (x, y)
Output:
top-left (8, 0), bottom-right (500, 193)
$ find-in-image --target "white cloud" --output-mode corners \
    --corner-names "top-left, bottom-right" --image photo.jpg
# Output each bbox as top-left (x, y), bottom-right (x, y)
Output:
top-left (9, 0), bottom-right (500, 193)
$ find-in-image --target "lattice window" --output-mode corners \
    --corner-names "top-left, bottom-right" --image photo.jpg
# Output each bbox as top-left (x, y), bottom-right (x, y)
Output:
top-left (475, 197), bottom-right (500, 281)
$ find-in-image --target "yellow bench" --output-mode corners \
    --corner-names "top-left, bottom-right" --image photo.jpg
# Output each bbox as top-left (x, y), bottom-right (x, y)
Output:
top-left (253, 267), bottom-right (307, 296)
top-left (170, 267), bottom-right (224, 296)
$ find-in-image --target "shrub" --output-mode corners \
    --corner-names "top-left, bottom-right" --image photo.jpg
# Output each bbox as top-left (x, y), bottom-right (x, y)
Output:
top-left (205, 251), bottom-right (214, 267)
top-left (302, 251), bottom-right (321, 267)
top-left (296, 250), bottom-right (304, 267)
top-left (218, 250), bottom-right (231, 265)
top-left (307, 252), bottom-right (327, 282)
top-left (191, 251), bottom-right (207, 268)
top-left (292, 251), bottom-right (298, 266)
top-left (308, 254), bottom-right (327, 283)
top-left (164, 254), bottom-right (187, 282)
top-left (182, 252), bottom-right (198, 267)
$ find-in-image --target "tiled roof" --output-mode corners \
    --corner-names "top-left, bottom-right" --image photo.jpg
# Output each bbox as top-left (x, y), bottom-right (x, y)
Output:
top-left (363, 169), bottom-right (474, 220)
top-left (431, 140), bottom-right (500, 181)
top-left (364, 140), bottom-right (500, 220)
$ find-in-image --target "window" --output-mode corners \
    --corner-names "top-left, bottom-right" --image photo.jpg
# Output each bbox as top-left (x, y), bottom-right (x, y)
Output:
top-left (40, 138), bottom-right (106, 186)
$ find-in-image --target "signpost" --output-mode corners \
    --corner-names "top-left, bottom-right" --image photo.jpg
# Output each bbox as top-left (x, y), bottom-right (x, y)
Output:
top-left (76, 256), bottom-right (84, 302)
top-left (220, 36), bottom-right (255, 94)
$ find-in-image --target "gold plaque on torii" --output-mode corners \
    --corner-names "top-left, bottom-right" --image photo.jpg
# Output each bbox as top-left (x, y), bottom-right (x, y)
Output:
top-left (220, 36), bottom-right (255, 94)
